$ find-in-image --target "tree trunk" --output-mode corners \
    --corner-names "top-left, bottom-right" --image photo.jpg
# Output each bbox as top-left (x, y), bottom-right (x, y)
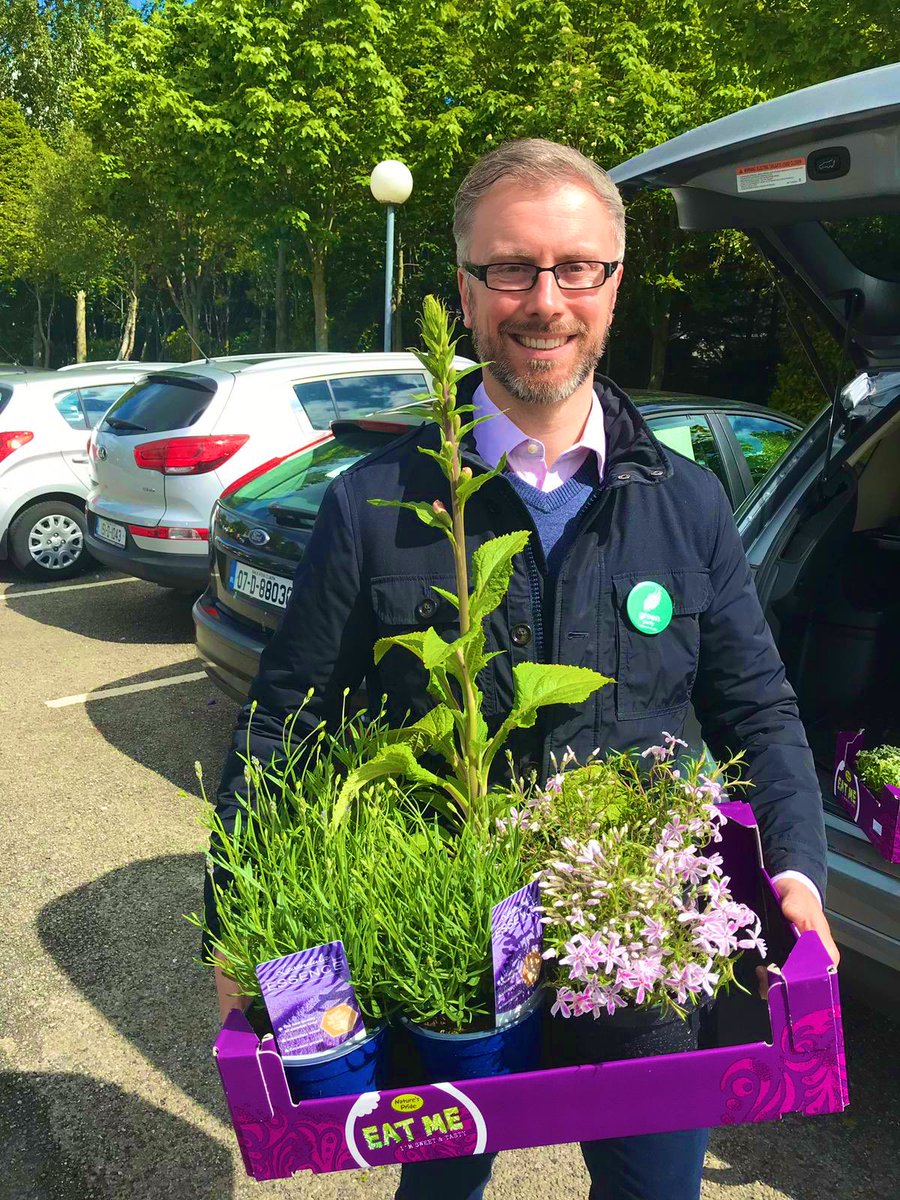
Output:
top-left (309, 244), bottom-right (328, 351)
top-left (274, 236), bottom-right (289, 351)
top-left (165, 274), bottom-right (204, 359)
top-left (648, 299), bottom-right (671, 390)
top-left (118, 267), bottom-right (139, 359)
top-left (75, 290), bottom-right (88, 362)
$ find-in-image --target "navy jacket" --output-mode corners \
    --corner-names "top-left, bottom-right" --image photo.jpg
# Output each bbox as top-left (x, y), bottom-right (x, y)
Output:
top-left (209, 371), bottom-right (827, 936)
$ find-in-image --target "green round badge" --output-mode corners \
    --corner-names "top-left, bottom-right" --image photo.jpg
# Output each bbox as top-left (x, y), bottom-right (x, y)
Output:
top-left (626, 581), bottom-right (673, 636)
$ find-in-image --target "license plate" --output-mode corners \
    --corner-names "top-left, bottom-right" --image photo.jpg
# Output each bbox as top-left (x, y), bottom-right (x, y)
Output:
top-left (95, 516), bottom-right (126, 548)
top-left (229, 560), bottom-right (293, 609)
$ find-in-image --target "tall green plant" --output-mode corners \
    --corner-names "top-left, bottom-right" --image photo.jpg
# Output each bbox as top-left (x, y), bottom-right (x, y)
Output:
top-left (334, 296), bottom-right (612, 831)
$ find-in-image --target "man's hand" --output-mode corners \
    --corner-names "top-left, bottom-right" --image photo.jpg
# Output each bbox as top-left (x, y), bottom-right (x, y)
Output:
top-left (214, 952), bottom-right (252, 1024)
top-left (773, 875), bottom-right (840, 965)
top-left (757, 877), bottom-right (840, 998)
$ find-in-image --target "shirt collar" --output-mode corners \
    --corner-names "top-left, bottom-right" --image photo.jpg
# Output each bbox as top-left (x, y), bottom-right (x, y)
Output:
top-left (471, 382), bottom-right (606, 475)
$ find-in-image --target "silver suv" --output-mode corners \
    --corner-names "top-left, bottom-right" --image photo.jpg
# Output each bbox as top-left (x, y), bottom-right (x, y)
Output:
top-left (85, 353), bottom-right (460, 590)
top-left (0, 362), bottom-right (174, 579)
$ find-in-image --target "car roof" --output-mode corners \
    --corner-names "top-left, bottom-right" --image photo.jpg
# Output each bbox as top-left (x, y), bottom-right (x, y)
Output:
top-left (630, 389), bottom-right (801, 425)
top-left (0, 364), bottom-right (174, 390)
top-left (163, 351), bottom-right (439, 382)
top-left (611, 63), bottom-right (900, 372)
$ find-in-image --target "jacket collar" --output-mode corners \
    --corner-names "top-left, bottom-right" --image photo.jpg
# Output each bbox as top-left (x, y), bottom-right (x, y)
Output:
top-left (454, 369), bottom-right (673, 488)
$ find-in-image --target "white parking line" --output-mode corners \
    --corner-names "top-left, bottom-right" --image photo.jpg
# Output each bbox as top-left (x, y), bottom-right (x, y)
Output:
top-left (0, 576), bottom-right (141, 601)
top-left (46, 670), bottom-right (208, 708)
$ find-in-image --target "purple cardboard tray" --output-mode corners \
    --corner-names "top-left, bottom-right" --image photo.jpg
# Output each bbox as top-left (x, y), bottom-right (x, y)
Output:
top-left (834, 731), bottom-right (900, 863)
top-left (214, 803), bottom-right (847, 1181)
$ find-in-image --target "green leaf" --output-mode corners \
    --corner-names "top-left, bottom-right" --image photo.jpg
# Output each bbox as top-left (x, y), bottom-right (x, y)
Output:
top-left (331, 744), bottom-right (448, 828)
top-left (385, 705), bottom-right (456, 757)
top-left (456, 470), bottom-right (497, 506)
top-left (374, 631), bottom-right (426, 666)
top-left (367, 498), bottom-right (451, 534)
top-left (509, 662), bottom-right (612, 728)
top-left (431, 585), bottom-right (459, 610)
top-left (421, 625), bottom-right (456, 669)
top-left (470, 531), bottom-right (530, 624)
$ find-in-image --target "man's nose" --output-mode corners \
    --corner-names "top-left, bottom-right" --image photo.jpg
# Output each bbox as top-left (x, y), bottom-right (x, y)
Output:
top-left (524, 269), bottom-right (566, 319)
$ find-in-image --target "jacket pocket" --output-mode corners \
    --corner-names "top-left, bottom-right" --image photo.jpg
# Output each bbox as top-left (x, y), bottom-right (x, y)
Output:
top-left (613, 569), bottom-right (712, 720)
top-left (370, 573), bottom-right (459, 632)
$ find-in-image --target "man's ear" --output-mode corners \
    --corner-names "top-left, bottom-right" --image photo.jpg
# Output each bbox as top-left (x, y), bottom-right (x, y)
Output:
top-left (457, 268), bottom-right (473, 328)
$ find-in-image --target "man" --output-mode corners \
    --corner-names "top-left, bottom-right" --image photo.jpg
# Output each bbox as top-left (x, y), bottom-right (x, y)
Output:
top-left (209, 139), bottom-right (838, 1200)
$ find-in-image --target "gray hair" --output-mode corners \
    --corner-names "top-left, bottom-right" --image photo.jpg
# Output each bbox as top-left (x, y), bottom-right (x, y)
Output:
top-left (453, 138), bottom-right (626, 265)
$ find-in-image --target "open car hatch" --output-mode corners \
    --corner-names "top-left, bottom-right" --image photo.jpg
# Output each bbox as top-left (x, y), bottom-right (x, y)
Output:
top-left (610, 63), bottom-right (900, 375)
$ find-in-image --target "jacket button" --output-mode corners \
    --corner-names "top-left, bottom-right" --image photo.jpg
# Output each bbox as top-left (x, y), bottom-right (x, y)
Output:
top-left (511, 623), bottom-right (532, 647)
top-left (416, 597), bottom-right (437, 620)
top-left (650, 469), bottom-right (665, 477)
top-left (616, 472), bottom-right (631, 481)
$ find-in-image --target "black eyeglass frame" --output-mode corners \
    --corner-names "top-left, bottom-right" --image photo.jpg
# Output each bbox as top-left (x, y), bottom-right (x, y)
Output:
top-left (463, 260), bottom-right (620, 291)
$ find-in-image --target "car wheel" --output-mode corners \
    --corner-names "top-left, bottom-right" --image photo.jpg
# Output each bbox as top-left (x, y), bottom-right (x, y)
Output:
top-left (9, 500), bottom-right (91, 580)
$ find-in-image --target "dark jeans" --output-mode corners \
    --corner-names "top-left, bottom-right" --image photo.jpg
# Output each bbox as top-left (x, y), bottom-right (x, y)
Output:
top-left (394, 1127), bottom-right (709, 1200)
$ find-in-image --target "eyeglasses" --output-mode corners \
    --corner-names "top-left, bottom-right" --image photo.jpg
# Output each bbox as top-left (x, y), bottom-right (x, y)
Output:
top-left (464, 260), bottom-right (620, 292)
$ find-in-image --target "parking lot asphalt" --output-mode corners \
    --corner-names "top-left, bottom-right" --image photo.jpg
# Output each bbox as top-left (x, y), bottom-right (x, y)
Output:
top-left (1, 564), bottom-right (897, 1200)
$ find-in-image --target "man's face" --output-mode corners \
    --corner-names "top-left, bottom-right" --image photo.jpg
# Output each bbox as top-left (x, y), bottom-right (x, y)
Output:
top-left (457, 178), bottom-right (623, 407)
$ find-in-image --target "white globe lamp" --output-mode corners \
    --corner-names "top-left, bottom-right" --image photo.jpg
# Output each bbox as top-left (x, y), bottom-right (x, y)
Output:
top-left (370, 160), bottom-right (413, 351)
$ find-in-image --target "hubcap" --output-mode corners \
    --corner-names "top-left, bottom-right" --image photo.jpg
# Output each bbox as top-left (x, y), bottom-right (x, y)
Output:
top-left (28, 513), bottom-right (83, 570)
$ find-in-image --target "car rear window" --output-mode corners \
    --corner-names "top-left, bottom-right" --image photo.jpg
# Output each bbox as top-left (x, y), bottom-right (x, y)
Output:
top-left (291, 372), bottom-right (427, 428)
top-left (229, 428), bottom-right (403, 515)
top-left (101, 375), bottom-right (216, 433)
top-left (825, 215), bottom-right (900, 283)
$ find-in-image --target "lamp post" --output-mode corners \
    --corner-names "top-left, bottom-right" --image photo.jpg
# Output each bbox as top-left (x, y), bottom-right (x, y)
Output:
top-left (370, 160), bottom-right (413, 352)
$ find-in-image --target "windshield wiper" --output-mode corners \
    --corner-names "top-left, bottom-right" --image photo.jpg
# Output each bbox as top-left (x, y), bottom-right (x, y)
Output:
top-left (104, 416), bottom-right (147, 432)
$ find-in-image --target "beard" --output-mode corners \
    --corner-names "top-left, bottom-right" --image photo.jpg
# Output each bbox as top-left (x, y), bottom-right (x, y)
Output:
top-left (471, 315), bottom-right (611, 407)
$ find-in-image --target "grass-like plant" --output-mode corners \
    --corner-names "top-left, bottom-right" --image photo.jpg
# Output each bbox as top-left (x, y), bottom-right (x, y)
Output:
top-left (189, 700), bottom-right (409, 1022)
top-left (367, 805), bottom-right (530, 1032)
top-left (333, 296), bottom-right (612, 833)
top-left (856, 744), bottom-right (900, 793)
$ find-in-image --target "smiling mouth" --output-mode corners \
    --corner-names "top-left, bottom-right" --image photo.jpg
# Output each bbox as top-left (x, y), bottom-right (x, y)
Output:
top-left (510, 333), bottom-right (576, 350)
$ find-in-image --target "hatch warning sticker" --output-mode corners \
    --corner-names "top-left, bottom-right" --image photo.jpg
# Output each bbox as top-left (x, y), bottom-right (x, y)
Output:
top-left (736, 157), bottom-right (806, 193)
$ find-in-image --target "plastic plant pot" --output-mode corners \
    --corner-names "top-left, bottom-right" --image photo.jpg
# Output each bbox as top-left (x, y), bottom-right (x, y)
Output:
top-left (281, 1022), bottom-right (388, 1102)
top-left (401, 995), bottom-right (544, 1082)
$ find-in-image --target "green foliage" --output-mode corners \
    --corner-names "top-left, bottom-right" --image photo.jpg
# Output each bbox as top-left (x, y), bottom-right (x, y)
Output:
top-left (336, 297), bottom-right (611, 827)
top-left (367, 804), bottom-right (530, 1031)
top-left (856, 745), bottom-right (900, 794)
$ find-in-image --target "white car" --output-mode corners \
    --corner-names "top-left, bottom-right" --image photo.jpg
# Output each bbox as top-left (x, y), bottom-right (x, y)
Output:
top-left (0, 362), bottom-right (175, 580)
top-left (85, 353), bottom-right (469, 590)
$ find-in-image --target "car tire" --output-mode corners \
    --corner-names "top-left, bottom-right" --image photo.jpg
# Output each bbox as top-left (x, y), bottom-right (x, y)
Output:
top-left (9, 500), bottom-right (92, 580)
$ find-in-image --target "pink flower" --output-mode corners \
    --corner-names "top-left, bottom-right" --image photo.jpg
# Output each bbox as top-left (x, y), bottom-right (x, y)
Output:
top-left (662, 731), bottom-right (689, 752)
top-left (641, 916), bottom-right (668, 946)
top-left (737, 920), bottom-right (768, 958)
top-left (593, 981), bottom-right (627, 1016)
top-left (683, 958), bottom-right (719, 997)
top-left (551, 987), bottom-right (576, 1018)
top-left (642, 743), bottom-right (671, 762)
top-left (572, 990), bottom-right (596, 1017)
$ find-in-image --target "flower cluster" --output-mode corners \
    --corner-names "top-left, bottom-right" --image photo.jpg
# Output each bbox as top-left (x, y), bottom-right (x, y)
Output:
top-left (530, 735), bottom-right (765, 1019)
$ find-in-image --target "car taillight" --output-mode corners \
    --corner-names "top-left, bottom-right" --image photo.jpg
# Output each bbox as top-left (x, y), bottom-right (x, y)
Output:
top-left (133, 434), bottom-right (249, 475)
top-left (219, 433), bottom-right (332, 500)
top-left (0, 431), bottom-right (34, 464)
top-left (128, 524), bottom-right (209, 541)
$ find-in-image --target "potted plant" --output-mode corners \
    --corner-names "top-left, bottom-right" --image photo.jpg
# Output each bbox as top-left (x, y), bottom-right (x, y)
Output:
top-left (510, 735), bottom-right (767, 1064)
top-left (191, 703), bottom-right (405, 1100)
top-left (368, 799), bottom-right (544, 1081)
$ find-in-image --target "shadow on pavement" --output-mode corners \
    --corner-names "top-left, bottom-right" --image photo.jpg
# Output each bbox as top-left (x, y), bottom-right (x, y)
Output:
top-left (704, 984), bottom-right (898, 1200)
top-left (3, 577), bottom-right (199, 643)
top-left (0, 1069), bottom-right (233, 1200)
top-left (37, 853), bottom-right (224, 1120)
top-left (85, 662), bottom-right (238, 795)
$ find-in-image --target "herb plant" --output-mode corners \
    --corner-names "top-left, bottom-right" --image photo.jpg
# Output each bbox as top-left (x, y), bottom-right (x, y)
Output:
top-left (335, 296), bottom-right (611, 832)
top-left (367, 805), bottom-right (530, 1032)
top-left (189, 701), bottom-right (409, 1022)
top-left (856, 744), bottom-right (900, 793)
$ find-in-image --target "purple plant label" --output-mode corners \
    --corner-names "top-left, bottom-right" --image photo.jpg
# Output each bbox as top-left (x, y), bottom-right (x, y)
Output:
top-left (491, 882), bottom-right (542, 1025)
top-left (255, 940), bottom-right (365, 1058)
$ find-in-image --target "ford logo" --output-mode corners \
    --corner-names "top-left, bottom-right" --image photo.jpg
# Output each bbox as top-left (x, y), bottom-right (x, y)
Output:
top-left (248, 528), bottom-right (270, 547)
top-left (97, 446), bottom-right (108, 461)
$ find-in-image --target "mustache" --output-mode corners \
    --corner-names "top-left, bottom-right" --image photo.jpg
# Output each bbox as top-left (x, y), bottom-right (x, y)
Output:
top-left (498, 319), bottom-right (587, 337)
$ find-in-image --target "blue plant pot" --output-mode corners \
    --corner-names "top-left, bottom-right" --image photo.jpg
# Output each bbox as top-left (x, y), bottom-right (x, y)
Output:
top-left (402, 996), bottom-right (544, 1082)
top-left (281, 1022), bottom-right (388, 1102)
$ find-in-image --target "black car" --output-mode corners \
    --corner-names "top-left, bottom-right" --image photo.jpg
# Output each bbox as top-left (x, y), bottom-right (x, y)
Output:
top-left (193, 396), bottom-right (801, 703)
